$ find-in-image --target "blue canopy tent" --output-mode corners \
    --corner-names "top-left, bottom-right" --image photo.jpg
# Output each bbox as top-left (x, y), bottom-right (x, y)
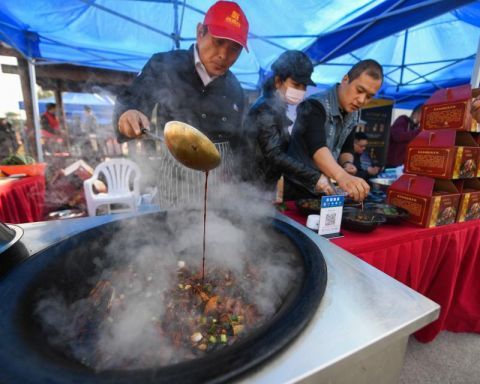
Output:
top-left (19, 92), bottom-right (115, 125)
top-left (0, 0), bottom-right (479, 156)
top-left (306, 0), bottom-right (480, 108)
top-left (1, 0), bottom-right (477, 97)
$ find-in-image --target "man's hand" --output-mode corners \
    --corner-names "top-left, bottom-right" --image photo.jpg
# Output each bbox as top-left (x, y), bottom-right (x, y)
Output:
top-left (343, 162), bottom-right (357, 175)
top-left (471, 97), bottom-right (480, 124)
top-left (335, 172), bottom-right (370, 201)
top-left (367, 166), bottom-right (380, 176)
top-left (118, 110), bottom-right (150, 138)
top-left (315, 174), bottom-right (335, 195)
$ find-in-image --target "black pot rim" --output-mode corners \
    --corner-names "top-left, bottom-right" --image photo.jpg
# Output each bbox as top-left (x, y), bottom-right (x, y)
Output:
top-left (0, 213), bottom-right (327, 384)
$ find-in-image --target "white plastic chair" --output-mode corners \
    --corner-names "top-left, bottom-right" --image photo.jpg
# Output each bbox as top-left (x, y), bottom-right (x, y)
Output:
top-left (83, 158), bottom-right (141, 216)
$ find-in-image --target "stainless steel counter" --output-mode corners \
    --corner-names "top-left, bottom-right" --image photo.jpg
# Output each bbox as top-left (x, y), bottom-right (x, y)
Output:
top-left (15, 210), bottom-right (439, 384)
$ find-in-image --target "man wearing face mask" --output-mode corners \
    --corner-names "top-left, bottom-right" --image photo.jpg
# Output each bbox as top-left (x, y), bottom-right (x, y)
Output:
top-left (286, 59), bottom-right (384, 202)
top-left (243, 50), bottom-right (329, 196)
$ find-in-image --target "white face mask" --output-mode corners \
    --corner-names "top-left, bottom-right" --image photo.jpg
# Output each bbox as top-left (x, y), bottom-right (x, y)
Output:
top-left (284, 86), bottom-right (306, 105)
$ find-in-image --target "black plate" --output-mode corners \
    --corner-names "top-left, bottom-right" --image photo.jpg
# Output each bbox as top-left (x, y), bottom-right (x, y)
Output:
top-left (295, 197), bottom-right (362, 216)
top-left (363, 203), bottom-right (409, 224)
top-left (295, 199), bottom-right (321, 216)
top-left (344, 198), bottom-right (362, 209)
top-left (341, 210), bottom-right (386, 233)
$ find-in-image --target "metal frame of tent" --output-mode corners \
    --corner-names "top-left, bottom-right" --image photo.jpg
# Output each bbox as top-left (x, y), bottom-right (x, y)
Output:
top-left (0, 0), bottom-right (478, 161)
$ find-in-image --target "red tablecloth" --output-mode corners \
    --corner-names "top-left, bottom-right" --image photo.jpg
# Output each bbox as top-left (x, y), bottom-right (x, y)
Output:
top-left (283, 201), bottom-right (480, 342)
top-left (0, 176), bottom-right (46, 224)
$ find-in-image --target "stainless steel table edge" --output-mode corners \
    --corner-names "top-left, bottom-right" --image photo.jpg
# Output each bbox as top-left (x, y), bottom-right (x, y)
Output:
top-left (14, 209), bottom-right (440, 384)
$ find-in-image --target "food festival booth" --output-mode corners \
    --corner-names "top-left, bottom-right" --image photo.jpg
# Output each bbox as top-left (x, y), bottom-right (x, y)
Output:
top-left (1, 1), bottom-right (480, 383)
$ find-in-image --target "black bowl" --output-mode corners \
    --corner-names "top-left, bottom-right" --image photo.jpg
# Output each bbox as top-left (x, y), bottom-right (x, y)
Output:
top-left (295, 198), bottom-right (321, 216)
top-left (363, 203), bottom-right (409, 224)
top-left (295, 196), bottom-right (362, 216)
top-left (344, 198), bottom-right (362, 209)
top-left (341, 210), bottom-right (386, 233)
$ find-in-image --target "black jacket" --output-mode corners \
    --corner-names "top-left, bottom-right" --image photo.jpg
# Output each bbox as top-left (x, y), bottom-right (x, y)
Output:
top-left (243, 92), bottom-right (320, 192)
top-left (114, 46), bottom-right (245, 149)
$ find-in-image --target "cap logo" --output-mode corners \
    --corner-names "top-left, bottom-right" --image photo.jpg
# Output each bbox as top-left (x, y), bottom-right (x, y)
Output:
top-left (225, 10), bottom-right (241, 28)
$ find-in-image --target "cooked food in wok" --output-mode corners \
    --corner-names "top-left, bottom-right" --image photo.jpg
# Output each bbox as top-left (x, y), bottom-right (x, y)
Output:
top-left (164, 265), bottom-right (260, 354)
top-left (38, 263), bottom-right (268, 370)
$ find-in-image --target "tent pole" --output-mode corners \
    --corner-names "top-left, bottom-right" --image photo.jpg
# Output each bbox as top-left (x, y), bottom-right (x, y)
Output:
top-left (318, 0), bottom-right (405, 63)
top-left (27, 59), bottom-right (43, 163)
top-left (471, 35), bottom-right (480, 88)
top-left (397, 29), bottom-right (409, 92)
top-left (173, 0), bottom-right (180, 49)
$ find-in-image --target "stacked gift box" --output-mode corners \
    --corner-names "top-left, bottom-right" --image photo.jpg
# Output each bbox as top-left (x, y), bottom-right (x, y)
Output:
top-left (387, 84), bottom-right (480, 227)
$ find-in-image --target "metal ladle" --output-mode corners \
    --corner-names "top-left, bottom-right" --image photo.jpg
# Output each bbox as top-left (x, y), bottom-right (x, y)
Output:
top-left (142, 121), bottom-right (221, 172)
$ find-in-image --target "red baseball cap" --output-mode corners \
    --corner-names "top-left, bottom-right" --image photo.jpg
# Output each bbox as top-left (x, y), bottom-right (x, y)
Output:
top-left (204, 1), bottom-right (249, 52)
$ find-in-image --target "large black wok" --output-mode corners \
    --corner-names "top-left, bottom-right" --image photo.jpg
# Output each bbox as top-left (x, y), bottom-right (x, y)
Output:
top-left (0, 212), bottom-right (327, 383)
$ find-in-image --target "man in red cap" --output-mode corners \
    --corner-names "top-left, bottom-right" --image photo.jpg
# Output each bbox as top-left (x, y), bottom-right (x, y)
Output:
top-left (115, 1), bottom-right (249, 153)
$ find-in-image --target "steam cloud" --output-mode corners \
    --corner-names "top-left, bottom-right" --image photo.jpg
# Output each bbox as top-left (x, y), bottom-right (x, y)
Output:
top-left (35, 181), bottom-right (302, 370)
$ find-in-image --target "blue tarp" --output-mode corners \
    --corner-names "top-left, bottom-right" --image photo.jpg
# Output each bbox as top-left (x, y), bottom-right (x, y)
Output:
top-left (1, 0), bottom-right (479, 108)
top-left (19, 92), bottom-right (114, 125)
top-left (310, 0), bottom-right (480, 107)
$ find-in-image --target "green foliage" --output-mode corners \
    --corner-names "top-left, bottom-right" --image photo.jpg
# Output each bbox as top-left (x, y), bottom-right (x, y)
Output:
top-left (1, 153), bottom-right (35, 165)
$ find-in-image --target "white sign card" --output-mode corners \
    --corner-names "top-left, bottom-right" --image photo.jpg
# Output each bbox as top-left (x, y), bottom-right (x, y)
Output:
top-left (318, 195), bottom-right (344, 236)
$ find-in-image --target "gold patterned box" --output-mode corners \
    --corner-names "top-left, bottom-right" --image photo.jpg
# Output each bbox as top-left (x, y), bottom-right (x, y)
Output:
top-left (421, 84), bottom-right (479, 132)
top-left (454, 179), bottom-right (480, 222)
top-left (387, 175), bottom-right (460, 227)
top-left (405, 130), bottom-right (478, 179)
top-left (468, 133), bottom-right (480, 177)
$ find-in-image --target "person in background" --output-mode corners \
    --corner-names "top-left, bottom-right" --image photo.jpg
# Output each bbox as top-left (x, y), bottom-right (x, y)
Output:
top-left (386, 103), bottom-right (422, 168)
top-left (287, 59), bottom-right (384, 201)
top-left (243, 50), bottom-right (328, 198)
top-left (81, 106), bottom-right (98, 134)
top-left (340, 132), bottom-right (380, 181)
top-left (114, 0), bottom-right (249, 162)
top-left (40, 103), bottom-right (63, 153)
top-left (40, 103), bottom-right (61, 138)
top-left (0, 117), bottom-right (19, 157)
top-left (81, 105), bottom-right (103, 158)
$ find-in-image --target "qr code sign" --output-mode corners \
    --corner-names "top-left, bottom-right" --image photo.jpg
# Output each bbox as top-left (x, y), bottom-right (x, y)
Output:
top-left (325, 212), bottom-right (336, 226)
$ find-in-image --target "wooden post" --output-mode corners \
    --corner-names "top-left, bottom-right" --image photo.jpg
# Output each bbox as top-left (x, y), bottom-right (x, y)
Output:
top-left (54, 83), bottom-right (70, 150)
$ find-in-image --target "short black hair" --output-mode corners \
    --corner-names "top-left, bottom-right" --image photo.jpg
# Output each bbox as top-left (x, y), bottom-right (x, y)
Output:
top-left (46, 103), bottom-right (56, 110)
top-left (270, 50), bottom-right (315, 86)
top-left (263, 50), bottom-right (315, 95)
top-left (347, 59), bottom-right (383, 84)
top-left (354, 132), bottom-right (368, 141)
